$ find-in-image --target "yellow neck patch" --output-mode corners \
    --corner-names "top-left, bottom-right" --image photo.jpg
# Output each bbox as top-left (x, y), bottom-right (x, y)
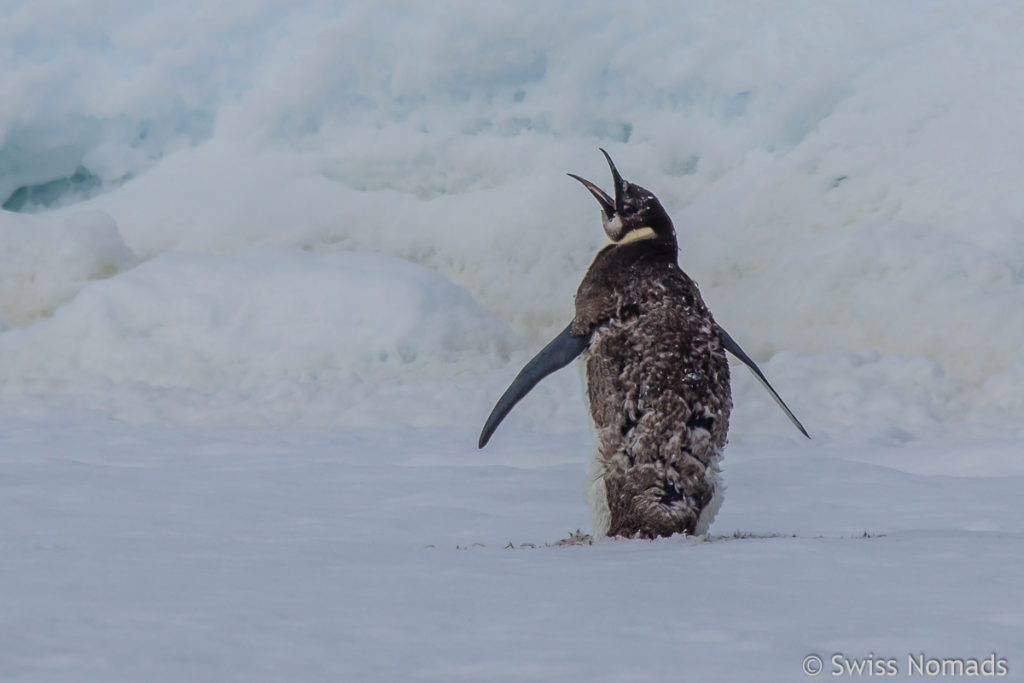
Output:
top-left (610, 226), bottom-right (656, 245)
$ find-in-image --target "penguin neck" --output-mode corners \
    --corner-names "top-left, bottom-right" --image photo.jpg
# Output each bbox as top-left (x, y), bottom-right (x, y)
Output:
top-left (611, 216), bottom-right (678, 252)
top-left (613, 226), bottom-right (657, 245)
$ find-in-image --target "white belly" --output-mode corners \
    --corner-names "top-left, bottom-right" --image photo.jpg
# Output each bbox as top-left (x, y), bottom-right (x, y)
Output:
top-left (576, 357), bottom-right (613, 538)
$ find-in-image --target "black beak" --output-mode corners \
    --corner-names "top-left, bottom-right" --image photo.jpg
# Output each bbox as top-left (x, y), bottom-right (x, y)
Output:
top-left (599, 148), bottom-right (626, 214)
top-left (568, 148), bottom-right (626, 216)
top-left (567, 173), bottom-right (615, 217)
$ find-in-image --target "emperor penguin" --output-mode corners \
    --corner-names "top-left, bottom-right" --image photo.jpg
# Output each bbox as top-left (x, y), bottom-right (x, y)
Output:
top-left (479, 150), bottom-right (808, 539)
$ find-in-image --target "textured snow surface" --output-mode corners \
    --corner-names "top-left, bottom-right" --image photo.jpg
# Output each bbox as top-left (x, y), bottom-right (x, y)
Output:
top-left (4, 422), bottom-right (1022, 683)
top-left (2, 2), bottom-right (1023, 681)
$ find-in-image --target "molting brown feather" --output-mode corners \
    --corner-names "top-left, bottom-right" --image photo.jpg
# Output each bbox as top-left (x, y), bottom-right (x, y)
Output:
top-left (573, 237), bottom-right (731, 538)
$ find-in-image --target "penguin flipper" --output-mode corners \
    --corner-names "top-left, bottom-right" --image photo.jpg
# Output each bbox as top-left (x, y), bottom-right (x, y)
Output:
top-left (479, 323), bottom-right (589, 448)
top-left (717, 325), bottom-right (810, 439)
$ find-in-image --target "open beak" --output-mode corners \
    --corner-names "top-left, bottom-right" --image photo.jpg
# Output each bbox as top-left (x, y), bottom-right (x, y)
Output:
top-left (568, 148), bottom-right (626, 216)
top-left (567, 173), bottom-right (614, 217)
top-left (599, 148), bottom-right (626, 214)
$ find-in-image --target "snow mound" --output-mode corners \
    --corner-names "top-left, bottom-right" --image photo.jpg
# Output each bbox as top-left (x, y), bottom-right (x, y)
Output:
top-left (0, 209), bottom-right (137, 325)
top-left (0, 249), bottom-right (513, 411)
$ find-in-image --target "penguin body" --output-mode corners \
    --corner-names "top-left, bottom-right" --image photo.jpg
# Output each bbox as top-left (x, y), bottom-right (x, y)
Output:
top-left (478, 150), bottom-right (807, 539)
top-left (570, 206), bottom-right (731, 539)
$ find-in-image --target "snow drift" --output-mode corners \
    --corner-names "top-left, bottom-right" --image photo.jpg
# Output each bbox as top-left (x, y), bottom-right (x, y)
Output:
top-left (3, 1), bottom-right (1023, 433)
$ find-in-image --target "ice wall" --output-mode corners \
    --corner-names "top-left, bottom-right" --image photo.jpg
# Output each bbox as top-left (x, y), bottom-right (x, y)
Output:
top-left (2, 1), bottom-right (1023, 431)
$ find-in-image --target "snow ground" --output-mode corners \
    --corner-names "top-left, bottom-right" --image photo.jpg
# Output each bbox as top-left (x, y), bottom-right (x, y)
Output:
top-left (3, 418), bottom-right (1022, 682)
top-left (3, 1), bottom-right (1024, 681)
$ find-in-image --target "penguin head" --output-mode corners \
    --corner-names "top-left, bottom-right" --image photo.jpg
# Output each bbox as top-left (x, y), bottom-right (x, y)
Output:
top-left (568, 149), bottom-right (674, 244)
